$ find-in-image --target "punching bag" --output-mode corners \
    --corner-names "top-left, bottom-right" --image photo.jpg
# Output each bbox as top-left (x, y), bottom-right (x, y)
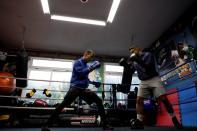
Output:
top-left (118, 58), bottom-right (135, 94)
top-left (16, 47), bottom-right (28, 87)
top-left (0, 72), bottom-right (16, 95)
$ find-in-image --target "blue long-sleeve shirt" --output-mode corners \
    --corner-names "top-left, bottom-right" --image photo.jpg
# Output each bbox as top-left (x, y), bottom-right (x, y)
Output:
top-left (70, 58), bottom-right (90, 88)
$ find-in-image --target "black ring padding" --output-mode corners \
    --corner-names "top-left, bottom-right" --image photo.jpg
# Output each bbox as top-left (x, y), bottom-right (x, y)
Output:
top-left (0, 106), bottom-right (74, 115)
top-left (101, 83), bottom-right (139, 86)
top-left (13, 84), bottom-right (139, 93)
top-left (0, 105), bottom-right (132, 110)
top-left (0, 95), bottom-right (136, 101)
top-left (0, 95), bottom-right (65, 100)
top-left (0, 76), bottom-right (139, 87)
top-left (0, 106), bottom-right (74, 110)
top-left (103, 98), bottom-right (136, 101)
top-left (0, 95), bottom-right (118, 101)
top-left (0, 105), bottom-right (136, 112)
top-left (81, 108), bottom-right (136, 111)
top-left (18, 88), bottom-right (115, 93)
top-left (1, 85), bottom-right (195, 102)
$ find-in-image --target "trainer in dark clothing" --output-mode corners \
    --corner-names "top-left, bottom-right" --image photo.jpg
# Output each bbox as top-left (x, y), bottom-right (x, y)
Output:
top-left (131, 51), bottom-right (158, 80)
top-left (128, 47), bottom-right (182, 129)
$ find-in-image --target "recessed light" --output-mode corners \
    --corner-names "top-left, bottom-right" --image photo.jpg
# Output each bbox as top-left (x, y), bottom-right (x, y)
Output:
top-left (80, 0), bottom-right (88, 4)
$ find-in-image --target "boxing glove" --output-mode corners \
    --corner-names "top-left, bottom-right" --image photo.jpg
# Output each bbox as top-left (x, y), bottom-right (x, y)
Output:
top-left (26, 88), bottom-right (36, 98)
top-left (129, 53), bottom-right (138, 61)
top-left (91, 81), bottom-right (101, 88)
top-left (89, 61), bottom-right (101, 71)
top-left (119, 58), bottom-right (128, 66)
top-left (33, 99), bottom-right (48, 107)
top-left (43, 89), bottom-right (52, 97)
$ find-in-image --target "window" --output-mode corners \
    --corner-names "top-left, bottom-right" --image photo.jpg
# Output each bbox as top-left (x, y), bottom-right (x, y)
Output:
top-left (131, 73), bottom-right (140, 90)
top-left (105, 65), bottom-right (123, 72)
top-left (21, 57), bottom-right (73, 105)
top-left (32, 59), bottom-right (73, 69)
top-left (104, 63), bottom-right (125, 105)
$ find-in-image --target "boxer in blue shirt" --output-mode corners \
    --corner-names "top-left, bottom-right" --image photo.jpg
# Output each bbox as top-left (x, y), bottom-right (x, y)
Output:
top-left (42, 50), bottom-right (113, 131)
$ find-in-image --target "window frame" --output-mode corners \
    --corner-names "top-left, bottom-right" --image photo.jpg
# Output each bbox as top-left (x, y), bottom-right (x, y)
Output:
top-left (29, 57), bottom-right (73, 72)
top-left (22, 57), bottom-right (74, 105)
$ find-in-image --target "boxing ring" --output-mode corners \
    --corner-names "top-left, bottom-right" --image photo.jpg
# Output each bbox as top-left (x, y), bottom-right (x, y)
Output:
top-left (0, 74), bottom-right (197, 130)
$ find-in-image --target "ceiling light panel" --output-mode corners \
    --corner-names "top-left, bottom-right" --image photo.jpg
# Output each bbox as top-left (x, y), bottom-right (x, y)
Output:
top-left (41, 0), bottom-right (50, 14)
top-left (51, 15), bottom-right (106, 26)
top-left (50, 0), bottom-right (112, 21)
top-left (40, 0), bottom-right (121, 25)
top-left (107, 0), bottom-right (121, 23)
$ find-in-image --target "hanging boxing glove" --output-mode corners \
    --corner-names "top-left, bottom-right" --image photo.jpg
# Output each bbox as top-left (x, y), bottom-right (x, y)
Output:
top-left (43, 89), bottom-right (52, 97)
top-left (26, 88), bottom-right (36, 98)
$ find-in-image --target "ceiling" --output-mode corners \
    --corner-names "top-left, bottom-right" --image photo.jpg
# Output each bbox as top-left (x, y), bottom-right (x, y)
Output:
top-left (0, 0), bottom-right (196, 58)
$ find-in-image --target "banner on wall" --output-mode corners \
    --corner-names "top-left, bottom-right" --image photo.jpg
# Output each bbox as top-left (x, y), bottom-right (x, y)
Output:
top-left (154, 40), bottom-right (177, 75)
top-left (160, 61), bottom-right (196, 85)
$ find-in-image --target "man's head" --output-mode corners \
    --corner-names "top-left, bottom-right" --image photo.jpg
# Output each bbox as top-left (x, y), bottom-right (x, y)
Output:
top-left (83, 49), bottom-right (95, 61)
top-left (129, 47), bottom-right (141, 55)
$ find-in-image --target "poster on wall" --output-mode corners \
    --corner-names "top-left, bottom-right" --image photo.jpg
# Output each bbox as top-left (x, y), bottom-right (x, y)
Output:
top-left (171, 23), bottom-right (196, 66)
top-left (154, 40), bottom-right (177, 75)
top-left (154, 17), bottom-right (197, 75)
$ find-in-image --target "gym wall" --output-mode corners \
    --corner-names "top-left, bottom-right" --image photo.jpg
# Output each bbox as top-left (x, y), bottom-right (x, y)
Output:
top-left (151, 3), bottom-right (197, 128)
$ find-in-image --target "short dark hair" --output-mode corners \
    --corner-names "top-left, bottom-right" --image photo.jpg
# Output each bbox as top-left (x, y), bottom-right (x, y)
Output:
top-left (129, 46), bottom-right (138, 51)
top-left (129, 47), bottom-right (134, 51)
top-left (84, 49), bottom-right (95, 56)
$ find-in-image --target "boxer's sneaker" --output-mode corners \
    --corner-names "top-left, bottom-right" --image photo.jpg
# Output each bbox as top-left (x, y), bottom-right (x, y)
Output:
top-left (130, 119), bottom-right (144, 129)
top-left (103, 124), bottom-right (114, 130)
top-left (41, 126), bottom-right (50, 131)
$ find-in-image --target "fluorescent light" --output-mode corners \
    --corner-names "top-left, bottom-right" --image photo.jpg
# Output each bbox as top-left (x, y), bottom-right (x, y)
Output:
top-left (107, 0), bottom-right (121, 23)
top-left (41, 0), bottom-right (50, 14)
top-left (51, 15), bottom-right (106, 26)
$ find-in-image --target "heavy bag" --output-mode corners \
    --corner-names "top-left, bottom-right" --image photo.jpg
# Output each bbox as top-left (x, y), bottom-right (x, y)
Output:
top-left (16, 48), bottom-right (28, 87)
top-left (118, 58), bottom-right (135, 93)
